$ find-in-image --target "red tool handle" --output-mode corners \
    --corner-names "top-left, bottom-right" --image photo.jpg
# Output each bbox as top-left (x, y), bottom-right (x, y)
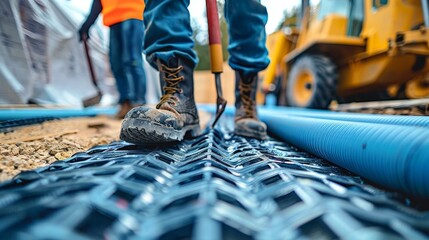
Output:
top-left (205, 0), bottom-right (223, 73)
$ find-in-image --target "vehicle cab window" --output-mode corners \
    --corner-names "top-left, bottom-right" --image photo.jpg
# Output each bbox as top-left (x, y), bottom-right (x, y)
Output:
top-left (317, 0), bottom-right (351, 20)
top-left (373, 0), bottom-right (388, 9)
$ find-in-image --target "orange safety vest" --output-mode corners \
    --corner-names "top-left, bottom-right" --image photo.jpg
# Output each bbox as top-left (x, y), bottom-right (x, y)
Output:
top-left (100, 0), bottom-right (145, 27)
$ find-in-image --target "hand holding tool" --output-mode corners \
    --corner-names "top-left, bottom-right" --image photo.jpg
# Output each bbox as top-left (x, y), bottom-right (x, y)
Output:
top-left (205, 0), bottom-right (227, 128)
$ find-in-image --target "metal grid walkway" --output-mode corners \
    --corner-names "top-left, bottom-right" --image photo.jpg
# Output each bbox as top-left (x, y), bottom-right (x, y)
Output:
top-left (0, 121), bottom-right (428, 239)
top-left (0, 117), bottom-right (58, 133)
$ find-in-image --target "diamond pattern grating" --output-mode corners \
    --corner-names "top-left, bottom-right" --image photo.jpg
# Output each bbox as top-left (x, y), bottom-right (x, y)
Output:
top-left (0, 120), bottom-right (428, 240)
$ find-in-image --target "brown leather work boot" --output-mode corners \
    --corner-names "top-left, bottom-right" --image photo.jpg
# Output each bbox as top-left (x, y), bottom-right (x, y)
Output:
top-left (234, 71), bottom-right (267, 140)
top-left (115, 100), bottom-right (133, 119)
top-left (120, 57), bottom-right (200, 144)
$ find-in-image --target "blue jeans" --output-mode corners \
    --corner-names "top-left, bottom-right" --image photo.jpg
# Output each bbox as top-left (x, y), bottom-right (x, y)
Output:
top-left (143, 0), bottom-right (269, 75)
top-left (109, 19), bottom-right (146, 104)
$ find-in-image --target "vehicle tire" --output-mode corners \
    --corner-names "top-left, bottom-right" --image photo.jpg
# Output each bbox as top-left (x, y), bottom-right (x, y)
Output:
top-left (286, 55), bottom-right (337, 109)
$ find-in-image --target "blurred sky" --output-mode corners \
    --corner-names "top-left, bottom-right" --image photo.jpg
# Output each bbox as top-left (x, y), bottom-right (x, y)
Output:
top-left (70, 0), bottom-right (301, 35)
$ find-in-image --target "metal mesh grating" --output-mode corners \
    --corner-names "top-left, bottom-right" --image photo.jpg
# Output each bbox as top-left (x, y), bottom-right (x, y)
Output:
top-left (0, 117), bottom-right (58, 133)
top-left (0, 120), bottom-right (428, 239)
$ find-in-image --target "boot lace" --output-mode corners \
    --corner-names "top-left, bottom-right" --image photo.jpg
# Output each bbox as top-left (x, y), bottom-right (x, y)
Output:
top-left (156, 64), bottom-right (184, 109)
top-left (239, 81), bottom-right (256, 118)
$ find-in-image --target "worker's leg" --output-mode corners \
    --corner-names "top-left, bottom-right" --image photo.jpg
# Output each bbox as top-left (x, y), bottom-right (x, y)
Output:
top-left (143, 0), bottom-right (197, 68)
top-left (225, 0), bottom-right (269, 139)
top-left (225, 0), bottom-right (269, 75)
top-left (120, 0), bottom-right (200, 144)
top-left (109, 23), bottom-right (133, 118)
top-left (121, 19), bottom-right (146, 105)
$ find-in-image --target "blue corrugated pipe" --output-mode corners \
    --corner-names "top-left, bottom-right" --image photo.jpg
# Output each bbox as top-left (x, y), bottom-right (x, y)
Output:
top-left (0, 107), bottom-right (117, 121)
top-left (259, 112), bottom-right (429, 198)
top-left (200, 104), bottom-right (429, 198)
top-left (260, 106), bottom-right (429, 127)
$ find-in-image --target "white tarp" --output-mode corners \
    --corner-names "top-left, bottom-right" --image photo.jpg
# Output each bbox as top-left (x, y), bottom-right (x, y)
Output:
top-left (0, 0), bottom-right (34, 104)
top-left (0, 0), bottom-right (160, 106)
top-left (0, 0), bottom-right (108, 105)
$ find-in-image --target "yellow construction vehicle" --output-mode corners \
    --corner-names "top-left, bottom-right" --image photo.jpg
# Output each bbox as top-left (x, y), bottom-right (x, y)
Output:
top-left (262, 0), bottom-right (429, 108)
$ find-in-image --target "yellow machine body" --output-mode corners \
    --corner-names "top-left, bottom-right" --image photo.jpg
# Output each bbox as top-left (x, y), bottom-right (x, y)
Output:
top-left (264, 0), bottom-right (429, 106)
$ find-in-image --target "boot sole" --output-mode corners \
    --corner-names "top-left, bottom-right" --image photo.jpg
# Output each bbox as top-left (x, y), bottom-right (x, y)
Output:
top-left (234, 128), bottom-right (267, 140)
top-left (120, 118), bottom-right (200, 144)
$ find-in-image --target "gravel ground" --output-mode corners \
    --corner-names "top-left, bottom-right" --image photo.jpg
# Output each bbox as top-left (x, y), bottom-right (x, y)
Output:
top-left (342, 106), bottom-right (428, 115)
top-left (0, 116), bottom-right (122, 182)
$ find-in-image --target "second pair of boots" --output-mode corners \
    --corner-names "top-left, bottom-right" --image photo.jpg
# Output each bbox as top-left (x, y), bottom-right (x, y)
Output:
top-left (120, 57), bottom-right (267, 144)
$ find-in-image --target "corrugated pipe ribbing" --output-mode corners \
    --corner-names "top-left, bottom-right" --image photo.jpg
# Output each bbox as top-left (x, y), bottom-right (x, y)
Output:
top-left (260, 106), bottom-right (429, 127)
top-left (260, 111), bottom-right (429, 199)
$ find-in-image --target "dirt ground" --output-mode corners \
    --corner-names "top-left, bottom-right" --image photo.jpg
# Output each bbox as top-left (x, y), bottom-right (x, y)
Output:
top-left (0, 111), bottom-right (212, 182)
top-left (0, 116), bottom-right (122, 181)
